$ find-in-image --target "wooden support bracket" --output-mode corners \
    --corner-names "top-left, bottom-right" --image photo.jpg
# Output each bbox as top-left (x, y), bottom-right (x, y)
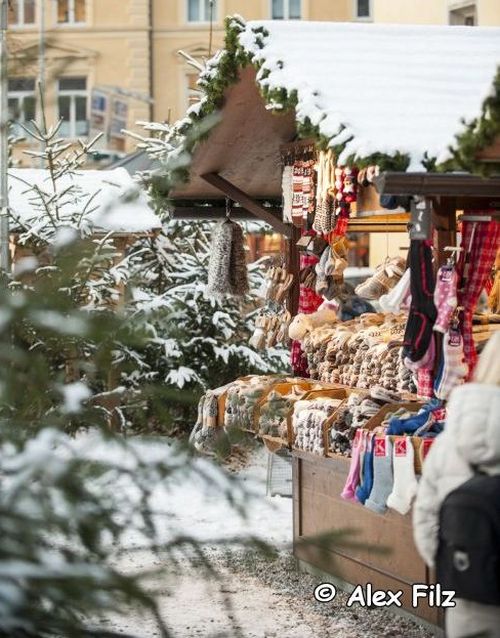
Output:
top-left (201, 172), bottom-right (292, 238)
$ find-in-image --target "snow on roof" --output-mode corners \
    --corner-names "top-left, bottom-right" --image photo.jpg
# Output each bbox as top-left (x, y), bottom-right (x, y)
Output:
top-left (8, 167), bottom-right (162, 234)
top-left (238, 20), bottom-right (500, 170)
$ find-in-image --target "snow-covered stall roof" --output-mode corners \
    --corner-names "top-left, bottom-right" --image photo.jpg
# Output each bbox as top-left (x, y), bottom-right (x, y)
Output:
top-left (8, 167), bottom-right (161, 234)
top-left (236, 20), bottom-right (500, 171)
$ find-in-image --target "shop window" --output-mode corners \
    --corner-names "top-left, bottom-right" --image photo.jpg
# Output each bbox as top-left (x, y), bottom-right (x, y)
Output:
top-left (187, 0), bottom-right (216, 23)
top-left (58, 77), bottom-right (89, 138)
top-left (8, 77), bottom-right (36, 136)
top-left (272, 0), bottom-right (301, 20)
top-left (8, 0), bottom-right (36, 26)
top-left (355, 0), bottom-right (372, 19)
top-left (449, 4), bottom-right (476, 25)
top-left (57, 0), bottom-right (86, 24)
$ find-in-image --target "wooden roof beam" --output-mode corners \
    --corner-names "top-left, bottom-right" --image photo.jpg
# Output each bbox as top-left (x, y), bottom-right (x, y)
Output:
top-left (375, 172), bottom-right (500, 198)
top-left (201, 172), bottom-right (292, 238)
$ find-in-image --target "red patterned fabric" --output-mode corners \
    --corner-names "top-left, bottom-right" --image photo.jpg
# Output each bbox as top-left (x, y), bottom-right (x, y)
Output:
top-left (291, 250), bottom-right (323, 377)
top-left (457, 215), bottom-right (500, 378)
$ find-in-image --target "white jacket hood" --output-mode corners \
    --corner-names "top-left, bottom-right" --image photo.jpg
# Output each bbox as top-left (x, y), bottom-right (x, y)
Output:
top-left (445, 383), bottom-right (500, 469)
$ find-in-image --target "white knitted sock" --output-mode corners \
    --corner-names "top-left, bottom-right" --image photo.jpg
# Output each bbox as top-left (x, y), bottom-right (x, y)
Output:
top-left (386, 436), bottom-right (418, 515)
top-left (379, 268), bottom-right (410, 314)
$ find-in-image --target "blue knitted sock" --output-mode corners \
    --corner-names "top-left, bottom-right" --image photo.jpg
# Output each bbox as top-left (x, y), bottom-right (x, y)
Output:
top-left (355, 434), bottom-right (375, 504)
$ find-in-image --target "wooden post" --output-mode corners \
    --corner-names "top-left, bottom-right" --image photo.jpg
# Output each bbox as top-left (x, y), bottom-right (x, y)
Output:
top-left (431, 196), bottom-right (457, 269)
top-left (286, 225), bottom-right (301, 317)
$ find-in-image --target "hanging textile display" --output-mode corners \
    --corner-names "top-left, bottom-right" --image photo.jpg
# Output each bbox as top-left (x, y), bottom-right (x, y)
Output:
top-left (206, 218), bottom-right (249, 300)
top-left (456, 215), bottom-right (500, 378)
top-left (312, 149), bottom-right (335, 234)
top-left (291, 248), bottom-right (323, 377)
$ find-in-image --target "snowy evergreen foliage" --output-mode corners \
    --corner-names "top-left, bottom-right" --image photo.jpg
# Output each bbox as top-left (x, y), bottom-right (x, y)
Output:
top-left (121, 221), bottom-right (289, 432)
top-left (0, 101), bottom-right (278, 636)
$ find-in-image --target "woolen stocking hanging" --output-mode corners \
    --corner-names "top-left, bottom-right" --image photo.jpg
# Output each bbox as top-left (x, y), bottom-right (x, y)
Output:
top-left (457, 216), bottom-right (500, 379)
top-left (207, 219), bottom-right (249, 300)
top-left (403, 240), bottom-right (437, 362)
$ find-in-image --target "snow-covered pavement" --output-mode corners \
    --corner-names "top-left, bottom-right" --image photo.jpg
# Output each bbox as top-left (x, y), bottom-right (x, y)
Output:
top-left (101, 444), bottom-right (433, 638)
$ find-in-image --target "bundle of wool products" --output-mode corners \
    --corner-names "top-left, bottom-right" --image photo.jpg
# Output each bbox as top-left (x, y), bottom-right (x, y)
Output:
top-left (223, 376), bottom-right (280, 431)
top-left (293, 398), bottom-right (342, 455)
top-left (259, 388), bottom-right (303, 438)
top-left (207, 219), bottom-right (249, 300)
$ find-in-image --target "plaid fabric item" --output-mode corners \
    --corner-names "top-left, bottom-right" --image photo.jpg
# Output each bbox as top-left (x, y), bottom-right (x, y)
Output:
top-left (417, 368), bottom-right (434, 399)
top-left (457, 216), bottom-right (500, 379)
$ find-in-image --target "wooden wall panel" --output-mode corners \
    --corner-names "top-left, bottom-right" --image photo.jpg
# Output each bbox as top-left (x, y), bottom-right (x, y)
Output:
top-left (293, 454), bottom-right (444, 628)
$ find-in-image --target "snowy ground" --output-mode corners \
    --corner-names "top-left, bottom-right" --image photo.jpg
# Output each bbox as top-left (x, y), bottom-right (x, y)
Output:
top-left (104, 446), bottom-right (433, 638)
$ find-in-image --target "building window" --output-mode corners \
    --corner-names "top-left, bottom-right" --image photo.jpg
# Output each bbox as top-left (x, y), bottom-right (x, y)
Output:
top-left (57, 0), bottom-right (86, 24)
top-left (58, 77), bottom-right (88, 137)
top-left (355, 0), bottom-right (372, 19)
top-left (187, 0), bottom-right (216, 23)
top-left (8, 77), bottom-right (36, 135)
top-left (449, 4), bottom-right (476, 25)
top-left (8, 0), bottom-right (36, 26)
top-left (272, 0), bottom-right (301, 20)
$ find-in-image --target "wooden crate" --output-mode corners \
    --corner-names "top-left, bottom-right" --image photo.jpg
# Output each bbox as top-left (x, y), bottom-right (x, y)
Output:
top-left (292, 451), bottom-right (443, 627)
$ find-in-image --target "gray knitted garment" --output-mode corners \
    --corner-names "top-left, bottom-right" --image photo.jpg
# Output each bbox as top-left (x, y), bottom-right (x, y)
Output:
top-left (207, 219), bottom-right (249, 299)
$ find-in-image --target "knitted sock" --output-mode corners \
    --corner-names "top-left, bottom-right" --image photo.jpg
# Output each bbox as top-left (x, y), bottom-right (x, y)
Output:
top-left (282, 165), bottom-right (293, 223)
top-left (341, 430), bottom-right (366, 502)
top-left (379, 268), bottom-right (410, 314)
top-left (403, 241), bottom-right (437, 362)
top-left (434, 327), bottom-right (468, 400)
top-left (355, 433), bottom-right (375, 504)
top-left (386, 437), bottom-right (418, 515)
top-left (433, 266), bottom-right (457, 333)
top-left (365, 436), bottom-right (393, 514)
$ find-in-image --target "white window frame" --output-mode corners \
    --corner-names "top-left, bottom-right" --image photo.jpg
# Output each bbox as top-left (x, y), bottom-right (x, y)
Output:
top-left (270, 0), bottom-right (302, 20)
top-left (353, 0), bottom-right (372, 21)
top-left (8, 78), bottom-right (36, 134)
top-left (8, 0), bottom-right (36, 28)
top-left (57, 78), bottom-right (89, 138)
top-left (186, 0), bottom-right (217, 24)
top-left (57, 0), bottom-right (86, 26)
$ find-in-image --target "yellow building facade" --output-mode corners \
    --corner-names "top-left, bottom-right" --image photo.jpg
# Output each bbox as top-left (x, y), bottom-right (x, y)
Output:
top-left (7, 0), bottom-right (500, 164)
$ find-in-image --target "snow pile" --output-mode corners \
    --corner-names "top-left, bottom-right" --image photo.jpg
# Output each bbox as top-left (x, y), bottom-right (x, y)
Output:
top-left (238, 20), bottom-right (500, 170)
top-left (72, 432), bottom-right (292, 547)
top-left (8, 167), bottom-right (161, 234)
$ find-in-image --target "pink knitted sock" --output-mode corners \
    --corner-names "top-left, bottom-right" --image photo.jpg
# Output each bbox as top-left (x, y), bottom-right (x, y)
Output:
top-left (433, 266), bottom-right (458, 333)
top-left (341, 429), bottom-right (366, 502)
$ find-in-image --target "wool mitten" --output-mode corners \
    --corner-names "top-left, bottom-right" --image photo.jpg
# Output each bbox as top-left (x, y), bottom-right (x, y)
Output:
top-left (341, 429), bottom-right (366, 502)
top-left (365, 436), bottom-right (393, 514)
top-left (386, 437), bottom-right (418, 515)
top-left (355, 433), bottom-right (375, 504)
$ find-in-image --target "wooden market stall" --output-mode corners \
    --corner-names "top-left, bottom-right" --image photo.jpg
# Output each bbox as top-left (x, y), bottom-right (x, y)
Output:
top-left (160, 17), bottom-right (500, 628)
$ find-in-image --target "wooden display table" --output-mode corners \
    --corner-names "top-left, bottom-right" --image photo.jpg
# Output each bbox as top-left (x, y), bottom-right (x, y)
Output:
top-left (292, 450), bottom-right (444, 628)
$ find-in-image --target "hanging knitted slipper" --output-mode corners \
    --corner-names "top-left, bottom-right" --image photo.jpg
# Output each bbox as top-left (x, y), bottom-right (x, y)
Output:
top-left (355, 257), bottom-right (406, 300)
top-left (275, 273), bottom-right (294, 304)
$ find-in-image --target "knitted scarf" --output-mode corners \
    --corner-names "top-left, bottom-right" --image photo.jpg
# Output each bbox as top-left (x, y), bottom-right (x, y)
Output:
top-left (207, 219), bottom-right (249, 299)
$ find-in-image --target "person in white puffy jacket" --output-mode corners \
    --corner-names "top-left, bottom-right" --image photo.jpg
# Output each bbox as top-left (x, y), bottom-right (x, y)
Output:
top-left (413, 332), bottom-right (500, 638)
